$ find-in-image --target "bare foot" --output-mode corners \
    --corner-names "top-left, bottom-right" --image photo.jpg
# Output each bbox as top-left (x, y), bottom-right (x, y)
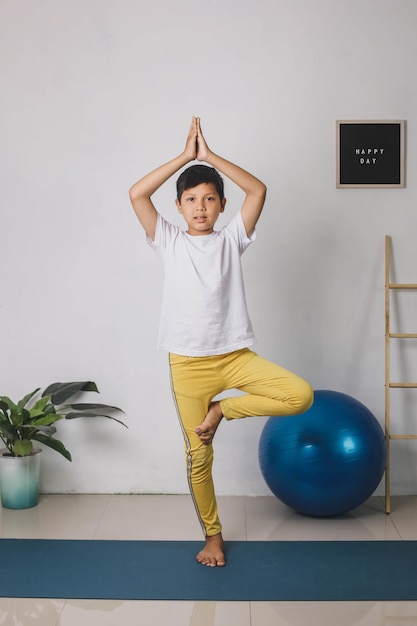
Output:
top-left (195, 401), bottom-right (223, 445)
top-left (196, 533), bottom-right (226, 567)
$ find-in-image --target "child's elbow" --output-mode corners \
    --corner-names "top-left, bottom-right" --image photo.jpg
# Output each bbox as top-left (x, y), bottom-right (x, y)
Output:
top-left (128, 185), bottom-right (137, 202)
top-left (257, 183), bottom-right (267, 202)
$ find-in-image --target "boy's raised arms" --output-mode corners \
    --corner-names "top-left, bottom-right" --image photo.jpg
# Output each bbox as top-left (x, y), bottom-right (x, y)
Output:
top-left (129, 117), bottom-right (267, 239)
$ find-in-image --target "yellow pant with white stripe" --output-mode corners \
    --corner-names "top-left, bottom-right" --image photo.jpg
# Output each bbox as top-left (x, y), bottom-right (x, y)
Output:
top-left (169, 348), bottom-right (313, 537)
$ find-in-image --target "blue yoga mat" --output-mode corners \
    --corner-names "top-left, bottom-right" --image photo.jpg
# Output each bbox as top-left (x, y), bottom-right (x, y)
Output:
top-left (1, 539), bottom-right (417, 601)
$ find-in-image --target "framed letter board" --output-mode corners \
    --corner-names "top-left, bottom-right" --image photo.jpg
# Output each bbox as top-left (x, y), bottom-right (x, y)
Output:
top-left (336, 120), bottom-right (405, 188)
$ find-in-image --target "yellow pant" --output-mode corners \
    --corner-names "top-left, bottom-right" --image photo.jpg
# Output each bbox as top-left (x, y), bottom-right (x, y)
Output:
top-left (169, 348), bottom-right (313, 537)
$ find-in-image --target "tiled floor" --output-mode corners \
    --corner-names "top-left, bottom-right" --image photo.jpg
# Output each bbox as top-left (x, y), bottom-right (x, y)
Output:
top-left (1, 494), bottom-right (417, 625)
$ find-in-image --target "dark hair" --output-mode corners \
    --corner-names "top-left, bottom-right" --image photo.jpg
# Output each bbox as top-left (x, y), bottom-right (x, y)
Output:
top-left (176, 164), bottom-right (224, 201)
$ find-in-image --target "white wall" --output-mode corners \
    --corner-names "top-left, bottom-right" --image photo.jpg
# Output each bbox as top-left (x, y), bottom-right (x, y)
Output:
top-left (1, 0), bottom-right (416, 496)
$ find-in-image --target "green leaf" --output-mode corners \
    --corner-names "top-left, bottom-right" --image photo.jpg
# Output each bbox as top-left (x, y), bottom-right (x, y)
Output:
top-left (0, 421), bottom-right (17, 439)
top-left (68, 403), bottom-right (125, 413)
top-left (13, 440), bottom-right (33, 457)
top-left (64, 412), bottom-right (127, 427)
top-left (0, 400), bottom-right (11, 414)
top-left (10, 407), bottom-right (30, 427)
top-left (43, 403), bottom-right (57, 416)
top-left (0, 396), bottom-right (18, 413)
top-left (42, 382), bottom-right (99, 405)
top-left (29, 395), bottom-right (53, 418)
top-left (31, 414), bottom-right (64, 427)
top-left (31, 433), bottom-right (72, 462)
top-left (17, 389), bottom-right (41, 411)
top-left (36, 425), bottom-right (57, 435)
top-left (0, 407), bottom-right (11, 422)
top-left (20, 426), bottom-right (39, 440)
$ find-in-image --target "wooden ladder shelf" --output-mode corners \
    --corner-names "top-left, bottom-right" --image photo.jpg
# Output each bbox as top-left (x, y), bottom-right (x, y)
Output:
top-left (385, 235), bottom-right (417, 513)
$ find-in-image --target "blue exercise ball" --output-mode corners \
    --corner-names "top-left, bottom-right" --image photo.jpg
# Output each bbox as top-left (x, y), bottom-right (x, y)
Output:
top-left (258, 390), bottom-right (386, 517)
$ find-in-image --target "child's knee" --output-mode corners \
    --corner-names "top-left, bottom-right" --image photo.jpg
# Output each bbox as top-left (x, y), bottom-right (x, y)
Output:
top-left (296, 380), bottom-right (314, 413)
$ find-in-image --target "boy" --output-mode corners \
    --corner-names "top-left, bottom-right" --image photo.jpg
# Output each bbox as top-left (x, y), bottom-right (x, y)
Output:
top-left (129, 117), bottom-right (313, 567)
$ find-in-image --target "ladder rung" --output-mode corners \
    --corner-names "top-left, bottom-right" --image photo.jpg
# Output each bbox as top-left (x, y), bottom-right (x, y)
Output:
top-left (389, 383), bottom-right (417, 388)
top-left (389, 434), bottom-right (417, 440)
top-left (389, 333), bottom-right (417, 338)
top-left (389, 283), bottom-right (417, 289)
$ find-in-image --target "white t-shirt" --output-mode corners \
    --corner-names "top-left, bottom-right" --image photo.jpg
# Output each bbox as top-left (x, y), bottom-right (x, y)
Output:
top-left (147, 211), bottom-right (256, 357)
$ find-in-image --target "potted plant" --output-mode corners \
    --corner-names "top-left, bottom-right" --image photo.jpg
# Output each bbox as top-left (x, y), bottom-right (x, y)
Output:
top-left (0, 381), bottom-right (126, 509)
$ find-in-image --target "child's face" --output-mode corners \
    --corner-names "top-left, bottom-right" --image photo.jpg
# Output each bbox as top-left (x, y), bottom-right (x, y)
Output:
top-left (176, 182), bottom-right (226, 236)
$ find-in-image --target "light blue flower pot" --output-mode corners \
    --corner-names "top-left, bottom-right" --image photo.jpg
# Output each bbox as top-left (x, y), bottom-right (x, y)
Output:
top-left (0, 449), bottom-right (41, 509)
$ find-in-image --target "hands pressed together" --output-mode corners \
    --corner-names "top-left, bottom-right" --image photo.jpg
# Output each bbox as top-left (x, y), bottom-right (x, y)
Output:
top-left (184, 116), bottom-right (211, 163)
